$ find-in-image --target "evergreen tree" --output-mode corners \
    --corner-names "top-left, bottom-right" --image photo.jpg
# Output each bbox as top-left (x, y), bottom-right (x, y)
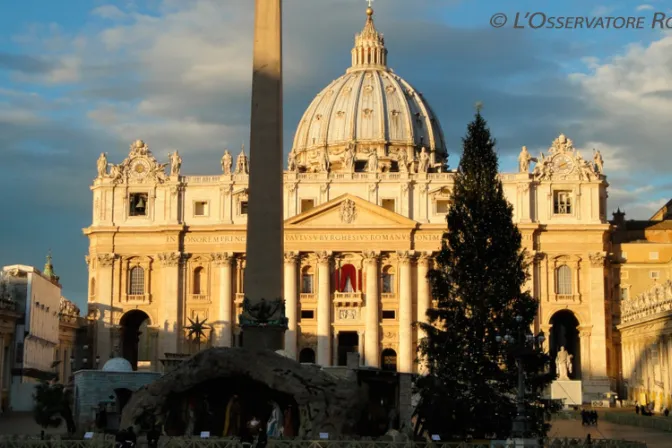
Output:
top-left (414, 110), bottom-right (555, 439)
top-left (33, 381), bottom-right (64, 431)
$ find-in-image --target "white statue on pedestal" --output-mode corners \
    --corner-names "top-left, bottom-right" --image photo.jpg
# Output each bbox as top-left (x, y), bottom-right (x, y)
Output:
top-left (556, 346), bottom-right (574, 380)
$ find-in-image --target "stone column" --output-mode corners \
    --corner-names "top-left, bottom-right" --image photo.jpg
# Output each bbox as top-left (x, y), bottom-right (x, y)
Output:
top-left (357, 330), bottom-right (365, 367)
top-left (588, 252), bottom-right (608, 378)
top-left (316, 251), bottom-right (332, 366)
top-left (332, 332), bottom-right (339, 366)
top-left (363, 251), bottom-right (380, 368)
top-left (398, 251), bottom-right (414, 373)
top-left (284, 252), bottom-right (299, 359)
top-left (416, 252), bottom-right (432, 372)
top-left (242, 0), bottom-right (285, 350)
top-left (158, 252), bottom-right (182, 356)
top-left (94, 253), bottom-right (117, 364)
top-left (213, 252), bottom-right (233, 347)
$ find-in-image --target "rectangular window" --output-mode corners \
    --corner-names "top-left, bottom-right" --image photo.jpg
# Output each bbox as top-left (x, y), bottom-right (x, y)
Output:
top-left (129, 193), bottom-right (148, 216)
top-left (301, 275), bottom-right (313, 294)
top-left (194, 201), bottom-right (209, 216)
top-left (382, 310), bottom-right (396, 319)
top-left (300, 310), bottom-right (314, 319)
top-left (650, 271), bottom-right (660, 280)
top-left (649, 252), bottom-right (659, 260)
top-left (553, 191), bottom-right (573, 215)
top-left (301, 199), bottom-right (315, 213)
top-left (436, 200), bottom-right (450, 214)
top-left (240, 201), bottom-right (248, 215)
top-left (381, 199), bottom-right (396, 213)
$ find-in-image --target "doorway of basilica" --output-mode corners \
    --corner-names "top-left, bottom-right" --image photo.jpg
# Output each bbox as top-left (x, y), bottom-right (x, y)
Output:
top-left (337, 331), bottom-right (359, 366)
top-left (120, 310), bottom-right (155, 371)
top-left (549, 310), bottom-right (581, 379)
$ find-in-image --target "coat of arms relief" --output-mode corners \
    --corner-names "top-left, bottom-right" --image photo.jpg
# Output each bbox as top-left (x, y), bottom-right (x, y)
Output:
top-left (339, 199), bottom-right (357, 224)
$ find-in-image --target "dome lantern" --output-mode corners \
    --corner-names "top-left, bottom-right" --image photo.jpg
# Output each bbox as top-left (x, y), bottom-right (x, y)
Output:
top-left (348, 6), bottom-right (388, 72)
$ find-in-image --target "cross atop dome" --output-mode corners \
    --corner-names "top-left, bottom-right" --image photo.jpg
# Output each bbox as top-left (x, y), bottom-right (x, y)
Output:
top-left (348, 1), bottom-right (388, 72)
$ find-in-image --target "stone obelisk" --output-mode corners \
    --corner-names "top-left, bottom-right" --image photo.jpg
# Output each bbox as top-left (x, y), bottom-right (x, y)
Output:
top-left (240, 0), bottom-right (287, 350)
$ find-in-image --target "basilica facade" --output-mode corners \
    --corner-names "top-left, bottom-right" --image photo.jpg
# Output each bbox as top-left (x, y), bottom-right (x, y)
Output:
top-left (84, 8), bottom-right (615, 400)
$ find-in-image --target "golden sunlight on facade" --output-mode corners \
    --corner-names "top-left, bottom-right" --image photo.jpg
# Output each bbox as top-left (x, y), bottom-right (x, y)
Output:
top-left (84, 8), bottom-right (617, 401)
top-left (613, 200), bottom-right (672, 410)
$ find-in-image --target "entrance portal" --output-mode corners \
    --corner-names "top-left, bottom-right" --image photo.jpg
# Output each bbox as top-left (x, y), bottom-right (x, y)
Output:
top-left (337, 331), bottom-right (359, 366)
top-left (120, 310), bottom-right (150, 371)
top-left (550, 310), bottom-right (581, 379)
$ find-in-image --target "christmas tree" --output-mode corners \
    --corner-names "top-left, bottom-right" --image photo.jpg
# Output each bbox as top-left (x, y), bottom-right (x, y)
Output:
top-left (414, 110), bottom-right (555, 439)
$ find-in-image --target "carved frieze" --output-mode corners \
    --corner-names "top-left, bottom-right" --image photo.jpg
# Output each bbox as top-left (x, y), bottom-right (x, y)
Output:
top-left (337, 308), bottom-right (359, 320)
top-left (588, 251), bottom-right (606, 267)
top-left (300, 333), bottom-right (317, 347)
top-left (397, 250), bottom-right (414, 265)
top-left (212, 252), bottom-right (233, 266)
top-left (315, 251), bottom-right (331, 264)
top-left (417, 252), bottom-right (433, 266)
top-left (157, 251), bottom-right (182, 267)
top-left (621, 280), bottom-right (672, 324)
top-left (284, 251), bottom-right (300, 264)
top-left (339, 199), bottom-right (356, 224)
top-left (96, 253), bottom-right (117, 267)
top-left (361, 250), bottom-right (379, 264)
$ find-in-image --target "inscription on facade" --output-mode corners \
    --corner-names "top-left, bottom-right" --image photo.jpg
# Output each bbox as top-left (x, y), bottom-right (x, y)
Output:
top-left (171, 233), bottom-right (412, 244)
top-left (415, 234), bottom-right (443, 242)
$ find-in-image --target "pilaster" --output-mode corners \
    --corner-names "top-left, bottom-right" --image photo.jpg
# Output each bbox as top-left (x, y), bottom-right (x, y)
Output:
top-left (284, 251), bottom-right (300, 359)
top-left (157, 251), bottom-right (182, 356)
top-left (94, 253), bottom-right (117, 365)
top-left (588, 252), bottom-right (608, 377)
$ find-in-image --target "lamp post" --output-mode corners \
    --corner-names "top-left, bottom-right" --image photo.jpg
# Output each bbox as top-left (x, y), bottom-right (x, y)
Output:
top-left (496, 315), bottom-right (545, 439)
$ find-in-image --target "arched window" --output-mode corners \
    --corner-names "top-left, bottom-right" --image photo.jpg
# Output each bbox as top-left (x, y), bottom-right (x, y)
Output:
top-left (381, 348), bottom-right (397, 371)
top-left (193, 267), bottom-right (204, 294)
top-left (129, 267), bottom-right (145, 295)
top-left (556, 265), bottom-right (572, 295)
top-left (381, 265), bottom-right (395, 294)
top-left (301, 266), bottom-right (314, 294)
top-left (299, 348), bottom-right (316, 364)
top-left (90, 278), bottom-right (96, 297)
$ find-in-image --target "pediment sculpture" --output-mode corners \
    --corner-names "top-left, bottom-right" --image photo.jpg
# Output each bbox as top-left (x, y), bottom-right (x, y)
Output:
top-left (531, 134), bottom-right (604, 182)
top-left (104, 140), bottom-right (168, 185)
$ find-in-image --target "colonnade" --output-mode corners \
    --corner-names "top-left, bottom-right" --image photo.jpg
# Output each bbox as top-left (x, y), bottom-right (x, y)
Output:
top-left (621, 334), bottom-right (672, 409)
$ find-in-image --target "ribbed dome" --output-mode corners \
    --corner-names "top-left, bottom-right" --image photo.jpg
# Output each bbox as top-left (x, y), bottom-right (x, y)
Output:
top-left (290, 8), bottom-right (447, 173)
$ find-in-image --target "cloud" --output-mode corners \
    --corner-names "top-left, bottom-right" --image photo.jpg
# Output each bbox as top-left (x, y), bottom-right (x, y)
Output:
top-left (636, 5), bottom-right (655, 12)
top-left (1, 0), bottom-right (671, 304)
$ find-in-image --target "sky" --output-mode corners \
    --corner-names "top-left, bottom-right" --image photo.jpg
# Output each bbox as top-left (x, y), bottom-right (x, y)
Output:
top-left (1, 0), bottom-right (671, 307)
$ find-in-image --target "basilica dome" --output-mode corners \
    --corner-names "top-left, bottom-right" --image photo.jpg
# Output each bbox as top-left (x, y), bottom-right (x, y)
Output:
top-left (291, 7), bottom-right (447, 173)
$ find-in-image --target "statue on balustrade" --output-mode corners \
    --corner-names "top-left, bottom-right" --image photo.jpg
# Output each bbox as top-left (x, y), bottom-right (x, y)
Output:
top-left (418, 147), bottom-right (430, 173)
top-left (170, 151), bottom-right (182, 176)
top-left (397, 148), bottom-right (409, 172)
top-left (556, 346), bottom-right (574, 380)
top-left (235, 145), bottom-right (249, 174)
top-left (97, 153), bottom-right (108, 178)
top-left (343, 143), bottom-right (355, 172)
top-left (221, 150), bottom-right (233, 174)
top-left (518, 146), bottom-right (537, 173)
top-left (287, 150), bottom-right (297, 172)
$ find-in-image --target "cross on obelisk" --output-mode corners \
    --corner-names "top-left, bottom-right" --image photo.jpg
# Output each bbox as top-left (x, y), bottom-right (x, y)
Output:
top-left (240, 0), bottom-right (287, 350)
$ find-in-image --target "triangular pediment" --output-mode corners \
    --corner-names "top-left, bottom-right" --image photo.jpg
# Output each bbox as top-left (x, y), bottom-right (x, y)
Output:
top-left (285, 194), bottom-right (418, 228)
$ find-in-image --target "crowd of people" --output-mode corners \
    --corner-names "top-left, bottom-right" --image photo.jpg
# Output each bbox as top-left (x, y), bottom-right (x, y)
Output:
top-left (580, 409), bottom-right (598, 426)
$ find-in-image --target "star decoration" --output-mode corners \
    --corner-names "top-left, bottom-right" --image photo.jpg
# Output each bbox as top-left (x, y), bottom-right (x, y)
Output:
top-left (186, 315), bottom-right (210, 342)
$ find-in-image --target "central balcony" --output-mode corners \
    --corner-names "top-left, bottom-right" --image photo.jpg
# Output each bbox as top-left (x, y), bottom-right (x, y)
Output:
top-left (333, 292), bottom-right (363, 306)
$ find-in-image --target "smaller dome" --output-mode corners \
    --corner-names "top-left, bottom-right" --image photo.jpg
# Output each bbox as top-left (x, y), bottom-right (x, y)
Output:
top-left (102, 357), bottom-right (133, 372)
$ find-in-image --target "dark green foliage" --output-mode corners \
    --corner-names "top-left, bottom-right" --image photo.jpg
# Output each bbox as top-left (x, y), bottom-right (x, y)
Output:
top-left (33, 381), bottom-right (64, 430)
top-left (414, 111), bottom-right (556, 439)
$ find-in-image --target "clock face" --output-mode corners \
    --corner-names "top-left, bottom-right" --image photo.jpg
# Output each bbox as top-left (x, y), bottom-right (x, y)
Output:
top-left (129, 159), bottom-right (150, 179)
top-left (552, 154), bottom-right (574, 175)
